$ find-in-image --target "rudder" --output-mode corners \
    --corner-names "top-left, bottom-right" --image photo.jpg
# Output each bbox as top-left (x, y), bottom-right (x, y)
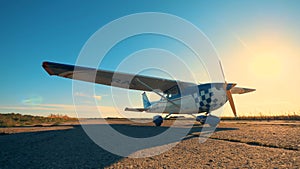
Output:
top-left (142, 92), bottom-right (151, 108)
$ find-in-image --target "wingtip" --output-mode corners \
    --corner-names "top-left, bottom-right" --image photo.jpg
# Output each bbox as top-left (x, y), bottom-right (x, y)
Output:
top-left (42, 61), bottom-right (55, 75)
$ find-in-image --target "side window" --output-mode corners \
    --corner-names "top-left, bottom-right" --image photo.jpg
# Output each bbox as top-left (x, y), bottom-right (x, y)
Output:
top-left (165, 86), bottom-right (179, 99)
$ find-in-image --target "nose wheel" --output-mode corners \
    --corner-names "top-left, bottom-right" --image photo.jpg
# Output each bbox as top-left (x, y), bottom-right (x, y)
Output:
top-left (196, 115), bottom-right (220, 127)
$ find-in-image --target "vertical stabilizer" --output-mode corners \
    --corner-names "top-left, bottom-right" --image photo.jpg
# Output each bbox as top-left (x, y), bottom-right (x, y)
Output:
top-left (142, 92), bottom-right (151, 108)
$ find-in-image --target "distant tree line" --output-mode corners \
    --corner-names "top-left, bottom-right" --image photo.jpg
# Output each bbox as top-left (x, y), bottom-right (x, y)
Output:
top-left (0, 113), bottom-right (78, 127)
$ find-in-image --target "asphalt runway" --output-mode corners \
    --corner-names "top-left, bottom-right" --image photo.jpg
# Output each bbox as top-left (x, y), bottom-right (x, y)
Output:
top-left (0, 119), bottom-right (299, 169)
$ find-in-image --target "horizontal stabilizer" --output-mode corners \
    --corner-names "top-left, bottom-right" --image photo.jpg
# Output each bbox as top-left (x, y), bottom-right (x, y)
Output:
top-left (231, 87), bottom-right (256, 94)
top-left (124, 107), bottom-right (148, 112)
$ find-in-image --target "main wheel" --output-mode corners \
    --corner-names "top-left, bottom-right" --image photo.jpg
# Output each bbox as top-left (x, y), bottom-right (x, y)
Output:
top-left (153, 115), bottom-right (163, 126)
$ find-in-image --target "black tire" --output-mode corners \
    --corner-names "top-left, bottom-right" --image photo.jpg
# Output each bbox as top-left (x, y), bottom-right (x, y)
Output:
top-left (154, 122), bottom-right (162, 126)
top-left (153, 115), bottom-right (163, 126)
top-left (196, 115), bottom-right (207, 125)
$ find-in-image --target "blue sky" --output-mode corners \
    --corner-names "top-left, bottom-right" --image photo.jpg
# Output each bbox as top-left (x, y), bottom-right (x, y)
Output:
top-left (1, 0), bottom-right (300, 117)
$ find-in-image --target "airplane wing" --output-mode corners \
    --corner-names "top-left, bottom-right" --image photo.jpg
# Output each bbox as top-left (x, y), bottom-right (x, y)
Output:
top-left (42, 61), bottom-right (196, 92)
top-left (231, 87), bottom-right (256, 94)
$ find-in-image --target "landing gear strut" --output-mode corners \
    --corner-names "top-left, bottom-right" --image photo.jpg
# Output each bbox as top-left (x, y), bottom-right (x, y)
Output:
top-left (164, 113), bottom-right (172, 120)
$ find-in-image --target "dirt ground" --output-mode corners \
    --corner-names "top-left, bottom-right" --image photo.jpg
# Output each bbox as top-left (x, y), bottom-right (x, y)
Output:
top-left (0, 119), bottom-right (299, 169)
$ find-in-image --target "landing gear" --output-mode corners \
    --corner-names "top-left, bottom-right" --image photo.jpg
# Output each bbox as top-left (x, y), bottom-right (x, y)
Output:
top-left (164, 113), bottom-right (172, 120)
top-left (153, 115), bottom-right (163, 126)
top-left (153, 113), bottom-right (173, 126)
top-left (196, 115), bottom-right (207, 125)
top-left (196, 114), bottom-right (220, 127)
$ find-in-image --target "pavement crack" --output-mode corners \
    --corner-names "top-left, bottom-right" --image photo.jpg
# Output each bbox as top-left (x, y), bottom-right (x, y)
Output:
top-left (208, 137), bottom-right (298, 151)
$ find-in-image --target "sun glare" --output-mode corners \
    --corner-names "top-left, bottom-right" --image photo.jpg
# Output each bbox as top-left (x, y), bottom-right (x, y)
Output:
top-left (244, 32), bottom-right (291, 80)
top-left (249, 53), bottom-right (283, 79)
top-left (231, 29), bottom-right (300, 115)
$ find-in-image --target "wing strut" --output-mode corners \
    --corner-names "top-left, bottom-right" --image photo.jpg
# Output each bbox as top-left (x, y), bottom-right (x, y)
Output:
top-left (136, 78), bottom-right (180, 108)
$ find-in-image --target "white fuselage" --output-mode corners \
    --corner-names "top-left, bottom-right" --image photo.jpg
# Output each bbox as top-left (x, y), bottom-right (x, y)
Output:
top-left (146, 85), bottom-right (228, 114)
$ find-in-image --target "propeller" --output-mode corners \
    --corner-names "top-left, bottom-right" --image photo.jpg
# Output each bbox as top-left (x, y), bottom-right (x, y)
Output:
top-left (219, 61), bottom-right (237, 117)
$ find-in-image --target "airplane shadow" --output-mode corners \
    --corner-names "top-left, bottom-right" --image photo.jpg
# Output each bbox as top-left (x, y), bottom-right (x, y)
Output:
top-left (0, 123), bottom-right (238, 169)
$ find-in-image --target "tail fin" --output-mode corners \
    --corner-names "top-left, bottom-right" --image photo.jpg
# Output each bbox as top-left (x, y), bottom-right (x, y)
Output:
top-left (142, 92), bottom-right (151, 108)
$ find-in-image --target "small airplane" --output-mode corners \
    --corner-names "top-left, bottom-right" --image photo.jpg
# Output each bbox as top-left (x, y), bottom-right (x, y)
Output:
top-left (42, 61), bottom-right (255, 127)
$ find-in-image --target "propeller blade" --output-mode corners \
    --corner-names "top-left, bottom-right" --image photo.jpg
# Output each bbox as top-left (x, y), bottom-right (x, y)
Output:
top-left (219, 60), bottom-right (226, 80)
top-left (220, 60), bottom-right (237, 117)
top-left (226, 90), bottom-right (237, 117)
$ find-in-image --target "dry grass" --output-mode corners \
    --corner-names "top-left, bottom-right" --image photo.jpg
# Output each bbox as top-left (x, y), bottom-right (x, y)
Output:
top-left (0, 113), bottom-right (78, 127)
top-left (221, 114), bottom-right (300, 121)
